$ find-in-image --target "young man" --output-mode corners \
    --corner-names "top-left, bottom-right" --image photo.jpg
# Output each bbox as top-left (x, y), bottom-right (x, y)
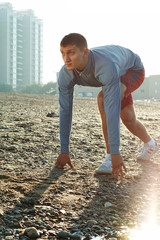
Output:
top-left (55, 33), bottom-right (159, 178)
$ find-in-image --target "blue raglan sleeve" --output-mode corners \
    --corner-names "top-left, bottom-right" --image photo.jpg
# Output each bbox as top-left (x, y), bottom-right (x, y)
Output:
top-left (98, 63), bottom-right (121, 154)
top-left (58, 68), bottom-right (75, 153)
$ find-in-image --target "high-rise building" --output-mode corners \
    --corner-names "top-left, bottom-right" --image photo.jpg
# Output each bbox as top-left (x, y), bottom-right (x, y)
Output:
top-left (0, 2), bottom-right (43, 89)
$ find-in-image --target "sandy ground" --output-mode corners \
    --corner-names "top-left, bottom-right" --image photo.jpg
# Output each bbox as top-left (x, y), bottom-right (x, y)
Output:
top-left (0, 93), bottom-right (160, 239)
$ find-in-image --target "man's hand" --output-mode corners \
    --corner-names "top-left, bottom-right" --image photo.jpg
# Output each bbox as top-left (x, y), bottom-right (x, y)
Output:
top-left (111, 154), bottom-right (127, 179)
top-left (55, 153), bottom-right (73, 168)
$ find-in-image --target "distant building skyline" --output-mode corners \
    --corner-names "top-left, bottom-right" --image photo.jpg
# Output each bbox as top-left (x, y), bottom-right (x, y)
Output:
top-left (73, 74), bottom-right (160, 100)
top-left (0, 2), bottom-right (43, 89)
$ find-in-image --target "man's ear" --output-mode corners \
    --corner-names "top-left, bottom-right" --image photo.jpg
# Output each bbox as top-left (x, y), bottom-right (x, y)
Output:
top-left (85, 48), bottom-right (90, 53)
top-left (84, 48), bottom-right (89, 56)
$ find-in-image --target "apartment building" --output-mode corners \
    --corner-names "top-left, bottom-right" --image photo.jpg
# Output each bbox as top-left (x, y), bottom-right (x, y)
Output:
top-left (0, 2), bottom-right (43, 89)
top-left (132, 75), bottom-right (160, 100)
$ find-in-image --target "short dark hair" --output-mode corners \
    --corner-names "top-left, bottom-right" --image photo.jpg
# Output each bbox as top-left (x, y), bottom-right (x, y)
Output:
top-left (60, 33), bottom-right (88, 50)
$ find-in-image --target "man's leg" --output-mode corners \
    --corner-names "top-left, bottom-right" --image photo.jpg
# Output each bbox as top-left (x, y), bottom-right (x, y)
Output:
top-left (97, 84), bottom-right (127, 154)
top-left (120, 104), bottom-right (151, 143)
top-left (97, 90), bottom-right (110, 153)
top-left (97, 88), bottom-right (159, 165)
top-left (96, 90), bottom-right (112, 174)
top-left (120, 104), bottom-right (159, 160)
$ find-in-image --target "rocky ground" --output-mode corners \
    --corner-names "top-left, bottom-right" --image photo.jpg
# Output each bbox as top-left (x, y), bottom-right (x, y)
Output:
top-left (0, 93), bottom-right (160, 240)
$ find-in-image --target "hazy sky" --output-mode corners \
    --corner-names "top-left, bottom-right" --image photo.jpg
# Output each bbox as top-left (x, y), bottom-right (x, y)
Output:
top-left (3, 0), bottom-right (160, 83)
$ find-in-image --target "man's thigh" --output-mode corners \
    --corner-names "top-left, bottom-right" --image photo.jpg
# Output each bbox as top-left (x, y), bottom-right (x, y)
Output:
top-left (120, 67), bottom-right (145, 110)
top-left (120, 68), bottom-right (145, 98)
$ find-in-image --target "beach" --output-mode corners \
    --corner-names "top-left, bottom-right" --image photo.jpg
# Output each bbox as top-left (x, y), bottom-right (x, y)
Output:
top-left (0, 93), bottom-right (160, 239)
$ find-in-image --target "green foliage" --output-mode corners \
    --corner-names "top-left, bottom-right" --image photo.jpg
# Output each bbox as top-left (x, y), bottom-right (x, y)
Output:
top-left (18, 81), bottom-right (58, 95)
top-left (41, 81), bottom-right (57, 94)
top-left (19, 83), bottom-right (42, 94)
top-left (0, 84), bottom-right (14, 92)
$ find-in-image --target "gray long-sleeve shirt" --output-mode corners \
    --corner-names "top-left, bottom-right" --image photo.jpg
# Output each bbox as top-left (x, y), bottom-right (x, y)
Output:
top-left (58, 45), bottom-right (143, 154)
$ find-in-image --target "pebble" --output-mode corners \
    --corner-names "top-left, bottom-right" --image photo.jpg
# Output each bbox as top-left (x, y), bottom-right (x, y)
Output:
top-left (58, 186), bottom-right (66, 191)
top-left (70, 233), bottom-right (82, 239)
top-left (104, 202), bottom-right (113, 208)
top-left (24, 227), bottom-right (40, 238)
top-left (0, 208), bottom-right (4, 216)
top-left (72, 217), bottom-right (80, 221)
top-left (87, 220), bottom-right (98, 226)
top-left (48, 230), bottom-right (56, 236)
top-left (5, 237), bottom-right (14, 240)
top-left (92, 225), bottom-right (102, 230)
top-left (57, 231), bottom-right (71, 238)
top-left (60, 209), bottom-right (66, 214)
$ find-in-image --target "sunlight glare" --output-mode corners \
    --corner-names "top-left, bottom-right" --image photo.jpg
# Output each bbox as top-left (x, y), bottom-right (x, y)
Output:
top-left (130, 221), bottom-right (160, 240)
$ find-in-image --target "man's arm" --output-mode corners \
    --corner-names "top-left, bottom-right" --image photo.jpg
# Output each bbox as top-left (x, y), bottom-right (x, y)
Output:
top-left (55, 71), bottom-right (74, 168)
top-left (100, 64), bottom-right (127, 177)
top-left (101, 64), bottom-right (121, 154)
top-left (59, 86), bottom-right (74, 153)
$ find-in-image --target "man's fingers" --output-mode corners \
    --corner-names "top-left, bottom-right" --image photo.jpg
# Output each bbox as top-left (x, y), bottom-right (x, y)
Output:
top-left (55, 163), bottom-right (64, 168)
top-left (55, 155), bottom-right (73, 169)
top-left (122, 163), bottom-right (127, 172)
top-left (112, 168), bottom-right (119, 178)
top-left (68, 162), bottom-right (74, 168)
top-left (120, 168), bottom-right (124, 179)
top-left (55, 159), bottom-right (65, 168)
top-left (112, 166), bottom-right (125, 179)
top-left (67, 160), bottom-right (74, 168)
top-left (55, 161), bottom-right (59, 167)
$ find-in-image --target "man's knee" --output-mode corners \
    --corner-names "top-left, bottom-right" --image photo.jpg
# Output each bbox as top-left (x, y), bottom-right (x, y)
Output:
top-left (97, 90), bottom-right (103, 107)
top-left (121, 105), bottom-right (136, 127)
top-left (121, 83), bottom-right (127, 100)
top-left (97, 90), bottom-right (106, 116)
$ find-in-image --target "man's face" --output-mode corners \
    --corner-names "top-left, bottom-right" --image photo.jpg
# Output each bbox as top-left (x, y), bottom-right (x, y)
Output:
top-left (60, 44), bottom-right (88, 71)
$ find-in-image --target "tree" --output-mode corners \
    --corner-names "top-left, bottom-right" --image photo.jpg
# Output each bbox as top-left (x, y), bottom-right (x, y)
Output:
top-left (41, 81), bottom-right (57, 94)
top-left (18, 81), bottom-right (58, 95)
top-left (0, 84), bottom-right (13, 92)
top-left (19, 84), bottom-right (42, 94)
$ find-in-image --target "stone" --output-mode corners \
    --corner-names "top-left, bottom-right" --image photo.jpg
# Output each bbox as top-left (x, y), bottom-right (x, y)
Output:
top-left (5, 237), bottom-right (14, 240)
top-left (48, 230), bottom-right (56, 236)
top-left (0, 208), bottom-right (4, 216)
top-left (60, 209), bottom-right (66, 214)
top-left (70, 233), bottom-right (82, 240)
top-left (104, 202), bottom-right (113, 208)
top-left (58, 186), bottom-right (66, 191)
top-left (24, 227), bottom-right (40, 238)
top-left (57, 231), bottom-right (71, 238)
top-left (5, 236), bottom-right (14, 240)
top-left (72, 217), bottom-right (80, 221)
top-left (92, 225), bottom-right (102, 230)
top-left (87, 220), bottom-right (98, 226)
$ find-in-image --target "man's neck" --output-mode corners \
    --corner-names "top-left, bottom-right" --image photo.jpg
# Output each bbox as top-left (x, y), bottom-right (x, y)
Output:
top-left (76, 55), bottom-right (89, 72)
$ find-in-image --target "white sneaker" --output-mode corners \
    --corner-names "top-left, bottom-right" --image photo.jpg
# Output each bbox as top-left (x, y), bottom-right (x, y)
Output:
top-left (137, 142), bottom-right (159, 160)
top-left (95, 154), bottom-right (112, 174)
